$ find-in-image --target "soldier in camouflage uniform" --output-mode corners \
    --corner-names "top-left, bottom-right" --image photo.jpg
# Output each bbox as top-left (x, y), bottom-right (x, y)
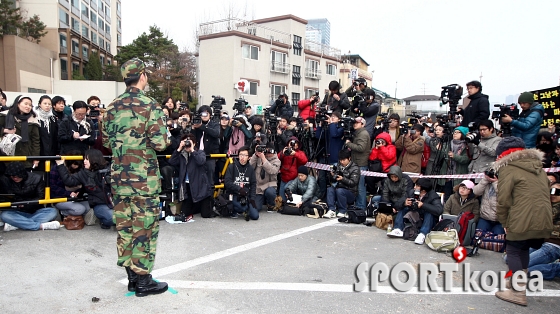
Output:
top-left (102, 58), bottom-right (170, 297)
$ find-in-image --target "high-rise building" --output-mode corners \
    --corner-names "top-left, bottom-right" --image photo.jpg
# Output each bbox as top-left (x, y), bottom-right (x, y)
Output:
top-left (307, 18), bottom-right (330, 46)
top-left (16, 0), bottom-right (122, 80)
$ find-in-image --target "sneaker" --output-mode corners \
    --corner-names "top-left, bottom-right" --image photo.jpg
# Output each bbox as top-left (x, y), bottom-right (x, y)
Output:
top-left (322, 210), bottom-right (336, 219)
top-left (387, 228), bottom-right (403, 238)
top-left (414, 233), bottom-right (426, 245)
top-left (336, 212), bottom-right (345, 218)
top-left (266, 205), bottom-right (274, 213)
top-left (41, 221), bottom-right (61, 230)
top-left (230, 213), bottom-right (238, 219)
top-left (3, 223), bottom-right (18, 232)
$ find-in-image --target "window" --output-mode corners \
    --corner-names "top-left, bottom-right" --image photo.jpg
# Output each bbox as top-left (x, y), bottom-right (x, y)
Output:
top-left (59, 34), bottom-right (67, 53)
top-left (292, 65), bottom-right (301, 85)
top-left (59, 8), bottom-right (69, 26)
top-left (72, 41), bottom-right (80, 56)
top-left (81, 2), bottom-right (89, 17)
top-left (271, 51), bottom-right (287, 73)
top-left (305, 59), bottom-right (320, 79)
top-left (117, 18), bottom-right (121, 30)
top-left (91, 32), bottom-right (97, 44)
top-left (100, 55), bottom-right (105, 65)
top-left (117, 1), bottom-right (121, 13)
top-left (306, 88), bottom-right (319, 99)
top-left (270, 84), bottom-right (286, 100)
top-left (106, 42), bottom-right (111, 53)
top-left (82, 25), bottom-right (89, 39)
top-left (105, 6), bottom-right (111, 17)
top-left (71, 18), bottom-right (80, 32)
top-left (326, 64), bottom-right (337, 76)
top-left (242, 81), bottom-right (258, 96)
top-left (99, 37), bottom-right (105, 49)
top-left (72, 62), bottom-right (80, 74)
top-left (98, 18), bottom-right (104, 32)
top-left (61, 59), bottom-right (68, 80)
top-left (90, 12), bottom-right (97, 25)
top-left (71, 0), bottom-right (80, 8)
top-left (82, 46), bottom-right (88, 59)
top-left (291, 93), bottom-right (301, 113)
top-left (242, 44), bottom-right (258, 60)
top-left (117, 33), bottom-right (121, 46)
top-left (28, 88), bottom-right (47, 93)
top-left (293, 35), bottom-right (302, 56)
top-left (105, 25), bottom-right (110, 34)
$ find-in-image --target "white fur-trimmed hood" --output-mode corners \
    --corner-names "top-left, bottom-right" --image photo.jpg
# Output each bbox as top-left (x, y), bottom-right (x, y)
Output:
top-left (493, 148), bottom-right (544, 174)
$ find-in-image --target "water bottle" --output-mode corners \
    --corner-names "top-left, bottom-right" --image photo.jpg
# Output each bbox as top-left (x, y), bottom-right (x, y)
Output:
top-left (387, 223), bottom-right (392, 233)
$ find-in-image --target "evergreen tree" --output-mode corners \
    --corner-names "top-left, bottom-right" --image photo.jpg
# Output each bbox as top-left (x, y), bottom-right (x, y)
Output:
top-left (84, 51), bottom-right (103, 80)
top-left (0, 1), bottom-right (46, 43)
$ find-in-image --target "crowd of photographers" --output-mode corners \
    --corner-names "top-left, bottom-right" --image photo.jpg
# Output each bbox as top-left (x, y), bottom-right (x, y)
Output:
top-left (1, 79), bottom-right (559, 290)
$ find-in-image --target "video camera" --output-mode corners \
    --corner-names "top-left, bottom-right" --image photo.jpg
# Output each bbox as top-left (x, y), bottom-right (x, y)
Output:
top-left (315, 104), bottom-right (332, 126)
top-left (255, 144), bottom-right (275, 154)
top-left (406, 111), bottom-right (423, 125)
top-left (210, 95), bottom-right (225, 119)
top-left (352, 93), bottom-right (365, 108)
top-left (179, 102), bottom-right (189, 111)
top-left (264, 107), bottom-right (281, 131)
top-left (492, 104), bottom-right (519, 137)
top-left (87, 104), bottom-right (105, 118)
top-left (338, 117), bottom-right (355, 140)
top-left (441, 84), bottom-right (463, 123)
top-left (233, 97), bottom-right (248, 115)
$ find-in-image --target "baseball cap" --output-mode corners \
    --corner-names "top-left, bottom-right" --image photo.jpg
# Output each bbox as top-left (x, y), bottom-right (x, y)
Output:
top-left (121, 58), bottom-right (152, 80)
top-left (221, 114), bottom-right (230, 120)
top-left (460, 180), bottom-right (475, 189)
top-left (355, 117), bottom-right (366, 125)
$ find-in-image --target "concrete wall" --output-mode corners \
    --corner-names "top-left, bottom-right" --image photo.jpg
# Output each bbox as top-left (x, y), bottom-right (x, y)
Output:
top-left (53, 80), bottom-right (126, 105)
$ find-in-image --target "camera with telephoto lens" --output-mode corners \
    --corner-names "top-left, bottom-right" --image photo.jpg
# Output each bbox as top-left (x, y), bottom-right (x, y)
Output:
top-left (465, 122), bottom-right (480, 143)
top-left (484, 169), bottom-right (497, 179)
top-left (285, 188), bottom-right (293, 202)
top-left (375, 139), bottom-right (383, 146)
top-left (255, 145), bottom-right (275, 154)
top-left (284, 139), bottom-right (296, 155)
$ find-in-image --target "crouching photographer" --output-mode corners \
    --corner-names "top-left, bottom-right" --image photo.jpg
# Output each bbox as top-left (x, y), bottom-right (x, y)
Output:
top-left (224, 146), bottom-right (258, 220)
top-left (168, 134), bottom-right (214, 220)
top-left (323, 149), bottom-right (360, 218)
top-left (249, 143), bottom-right (280, 212)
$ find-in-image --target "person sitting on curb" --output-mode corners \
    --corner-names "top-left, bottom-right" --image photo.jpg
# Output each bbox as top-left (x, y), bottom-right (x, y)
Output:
top-left (387, 178), bottom-right (443, 244)
top-left (443, 180), bottom-right (480, 222)
top-left (285, 166), bottom-right (318, 212)
top-left (0, 162), bottom-right (60, 231)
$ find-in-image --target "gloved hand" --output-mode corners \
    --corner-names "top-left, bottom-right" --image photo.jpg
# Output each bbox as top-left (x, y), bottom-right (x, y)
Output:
top-left (239, 188), bottom-right (248, 196)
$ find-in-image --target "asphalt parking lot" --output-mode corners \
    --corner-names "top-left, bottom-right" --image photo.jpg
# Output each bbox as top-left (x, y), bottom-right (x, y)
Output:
top-left (0, 211), bottom-right (558, 314)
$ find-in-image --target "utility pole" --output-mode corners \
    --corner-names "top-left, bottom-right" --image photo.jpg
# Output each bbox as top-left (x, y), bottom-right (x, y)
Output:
top-left (395, 81), bottom-right (398, 99)
top-left (422, 83), bottom-right (426, 95)
top-left (479, 72), bottom-right (483, 83)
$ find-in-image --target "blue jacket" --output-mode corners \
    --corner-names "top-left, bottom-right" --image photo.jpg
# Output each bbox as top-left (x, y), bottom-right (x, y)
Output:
top-left (315, 122), bottom-right (344, 164)
top-left (511, 102), bottom-right (544, 149)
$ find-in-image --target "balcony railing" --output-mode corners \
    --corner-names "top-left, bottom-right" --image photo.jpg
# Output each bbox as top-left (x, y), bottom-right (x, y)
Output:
top-left (90, 0), bottom-right (97, 11)
top-left (71, 5), bottom-right (80, 17)
top-left (304, 68), bottom-right (322, 80)
top-left (60, 46), bottom-right (68, 54)
top-left (83, 55), bottom-right (89, 61)
top-left (72, 50), bottom-right (80, 57)
top-left (61, 70), bottom-right (68, 80)
top-left (270, 61), bottom-right (290, 74)
top-left (198, 18), bottom-right (291, 45)
top-left (81, 14), bottom-right (89, 25)
top-left (59, 0), bottom-right (70, 10)
top-left (305, 40), bottom-right (341, 60)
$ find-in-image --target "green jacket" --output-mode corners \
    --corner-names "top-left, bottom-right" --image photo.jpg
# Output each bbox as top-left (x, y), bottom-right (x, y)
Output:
top-left (494, 149), bottom-right (553, 241)
top-left (443, 190), bottom-right (480, 222)
top-left (345, 127), bottom-right (371, 167)
top-left (102, 87), bottom-right (170, 196)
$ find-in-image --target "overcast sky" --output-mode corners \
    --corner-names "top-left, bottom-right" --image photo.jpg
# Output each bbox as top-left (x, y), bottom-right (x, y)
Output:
top-left (122, 0), bottom-right (560, 104)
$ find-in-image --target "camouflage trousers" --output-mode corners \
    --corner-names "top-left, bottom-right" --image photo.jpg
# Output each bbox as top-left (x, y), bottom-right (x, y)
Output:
top-left (114, 195), bottom-right (161, 275)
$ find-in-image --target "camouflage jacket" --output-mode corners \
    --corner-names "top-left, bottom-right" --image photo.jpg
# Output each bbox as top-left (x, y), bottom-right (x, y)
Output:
top-left (102, 87), bottom-right (169, 196)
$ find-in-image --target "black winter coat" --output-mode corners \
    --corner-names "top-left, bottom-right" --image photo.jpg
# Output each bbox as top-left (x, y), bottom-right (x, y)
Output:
top-left (321, 92), bottom-right (351, 114)
top-left (193, 120), bottom-right (220, 154)
top-left (335, 160), bottom-right (361, 193)
top-left (382, 166), bottom-right (411, 211)
top-left (37, 116), bottom-right (59, 156)
top-left (57, 164), bottom-right (109, 207)
top-left (224, 160), bottom-right (257, 199)
top-left (461, 91), bottom-right (490, 127)
top-left (58, 116), bottom-right (95, 154)
top-left (168, 149), bottom-right (213, 203)
top-left (0, 172), bottom-right (44, 213)
top-left (418, 189), bottom-right (444, 217)
top-left (270, 100), bottom-right (294, 117)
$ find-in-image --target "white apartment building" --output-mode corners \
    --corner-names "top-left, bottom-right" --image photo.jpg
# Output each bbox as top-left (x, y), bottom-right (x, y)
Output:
top-left (196, 14), bottom-right (342, 116)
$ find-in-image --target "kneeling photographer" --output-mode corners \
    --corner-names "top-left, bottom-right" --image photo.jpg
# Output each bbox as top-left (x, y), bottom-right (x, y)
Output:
top-left (285, 166), bottom-right (318, 212)
top-left (323, 149), bottom-right (360, 219)
top-left (467, 120), bottom-right (502, 181)
top-left (169, 134), bottom-right (214, 220)
top-left (224, 146), bottom-right (258, 220)
top-left (387, 178), bottom-right (443, 245)
top-left (501, 92), bottom-right (544, 149)
top-left (249, 143), bottom-right (280, 212)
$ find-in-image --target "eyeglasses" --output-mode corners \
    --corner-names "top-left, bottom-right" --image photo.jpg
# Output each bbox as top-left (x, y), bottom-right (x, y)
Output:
top-left (238, 154), bottom-right (249, 157)
top-left (479, 128), bottom-right (489, 132)
top-left (459, 185), bottom-right (470, 190)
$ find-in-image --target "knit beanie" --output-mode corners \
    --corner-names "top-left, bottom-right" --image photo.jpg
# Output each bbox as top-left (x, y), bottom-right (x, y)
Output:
top-left (454, 126), bottom-right (469, 136)
top-left (495, 136), bottom-right (526, 157)
top-left (518, 92), bottom-right (535, 104)
top-left (297, 166), bottom-right (309, 176)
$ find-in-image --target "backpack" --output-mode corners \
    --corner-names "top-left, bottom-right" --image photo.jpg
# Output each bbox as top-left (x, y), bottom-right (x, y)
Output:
top-left (402, 210), bottom-right (422, 241)
top-left (432, 219), bottom-right (456, 232)
top-left (426, 229), bottom-right (460, 252)
top-left (215, 194), bottom-right (232, 217)
top-left (457, 211), bottom-right (476, 246)
top-left (421, 142), bottom-right (431, 168)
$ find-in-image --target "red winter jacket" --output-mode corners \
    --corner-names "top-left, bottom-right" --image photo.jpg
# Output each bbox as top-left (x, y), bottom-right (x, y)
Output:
top-left (278, 149), bottom-right (308, 183)
top-left (297, 99), bottom-right (316, 120)
top-left (369, 132), bottom-right (397, 172)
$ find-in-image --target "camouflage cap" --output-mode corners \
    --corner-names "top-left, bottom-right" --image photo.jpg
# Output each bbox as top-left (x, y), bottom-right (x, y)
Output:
top-left (121, 58), bottom-right (151, 80)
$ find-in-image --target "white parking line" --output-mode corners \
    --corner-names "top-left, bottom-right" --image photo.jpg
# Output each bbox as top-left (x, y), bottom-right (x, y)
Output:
top-left (119, 219), bottom-right (339, 285)
top-left (160, 280), bottom-right (560, 297)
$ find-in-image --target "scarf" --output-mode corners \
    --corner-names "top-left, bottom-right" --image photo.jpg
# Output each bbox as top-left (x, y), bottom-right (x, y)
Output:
top-left (73, 116), bottom-right (91, 134)
top-left (5, 112), bottom-right (32, 142)
top-left (448, 139), bottom-right (466, 175)
top-left (35, 108), bottom-right (54, 133)
top-left (229, 127), bottom-right (246, 155)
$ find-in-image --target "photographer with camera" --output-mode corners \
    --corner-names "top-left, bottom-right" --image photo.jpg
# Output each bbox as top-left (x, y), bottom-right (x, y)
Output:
top-left (344, 117), bottom-right (371, 210)
top-left (249, 142), bottom-right (280, 212)
top-left (297, 93), bottom-right (320, 120)
top-left (278, 136), bottom-right (308, 202)
top-left (395, 124), bottom-right (425, 175)
top-left (224, 146), bottom-right (258, 220)
top-left (249, 117), bottom-right (267, 154)
top-left (501, 92), bottom-right (544, 149)
top-left (323, 149), bottom-right (360, 218)
top-left (387, 178), bottom-right (443, 245)
top-left (459, 81), bottom-right (490, 127)
top-left (169, 133), bottom-right (213, 220)
top-left (314, 112), bottom-right (345, 199)
top-left (285, 166), bottom-right (318, 211)
top-left (472, 168), bottom-right (504, 234)
top-left (274, 115), bottom-right (294, 154)
top-left (193, 105), bottom-right (220, 185)
top-left (228, 115), bottom-right (253, 155)
top-left (467, 120), bottom-right (502, 180)
top-left (269, 93), bottom-right (294, 118)
top-left (345, 78), bottom-right (368, 98)
top-left (243, 105), bottom-right (256, 125)
top-left (322, 81), bottom-right (350, 115)
top-left (178, 110), bottom-right (192, 136)
top-left (354, 89), bottom-right (380, 140)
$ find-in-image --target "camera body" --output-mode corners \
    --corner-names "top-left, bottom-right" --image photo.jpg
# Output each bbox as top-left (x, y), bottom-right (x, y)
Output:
top-left (330, 165), bottom-right (344, 182)
top-left (484, 168), bottom-right (497, 179)
top-left (284, 139), bottom-right (297, 155)
top-left (184, 140), bottom-right (192, 149)
top-left (409, 190), bottom-right (421, 210)
top-left (310, 91), bottom-right (320, 104)
top-left (255, 145), bottom-right (274, 154)
top-left (284, 188), bottom-right (293, 202)
top-left (338, 117), bottom-right (355, 140)
top-left (192, 113), bottom-right (202, 125)
top-left (315, 105), bottom-right (332, 126)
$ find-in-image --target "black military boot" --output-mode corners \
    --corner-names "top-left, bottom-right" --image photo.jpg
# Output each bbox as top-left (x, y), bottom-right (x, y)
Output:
top-left (135, 274), bottom-right (168, 297)
top-left (125, 267), bottom-right (138, 292)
